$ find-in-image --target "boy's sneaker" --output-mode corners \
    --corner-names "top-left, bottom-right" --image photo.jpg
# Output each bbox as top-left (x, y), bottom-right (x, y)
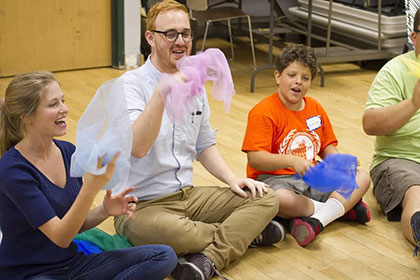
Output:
top-left (250, 220), bottom-right (286, 247)
top-left (171, 253), bottom-right (228, 280)
top-left (290, 217), bottom-right (323, 247)
top-left (273, 216), bottom-right (291, 233)
top-left (411, 211), bottom-right (420, 257)
top-left (340, 201), bottom-right (371, 224)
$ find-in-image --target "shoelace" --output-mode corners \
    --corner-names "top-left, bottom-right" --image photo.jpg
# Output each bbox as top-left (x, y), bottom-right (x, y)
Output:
top-left (414, 243), bottom-right (419, 257)
top-left (210, 261), bottom-right (229, 280)
top-left (251, 233), bottom-right (263, 246)
top-left (412, 215), bottom-right (420, 257)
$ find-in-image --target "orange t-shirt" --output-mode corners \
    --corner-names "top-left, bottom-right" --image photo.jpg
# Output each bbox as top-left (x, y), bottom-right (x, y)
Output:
top-left (242, 93), bottom-right (338, 179)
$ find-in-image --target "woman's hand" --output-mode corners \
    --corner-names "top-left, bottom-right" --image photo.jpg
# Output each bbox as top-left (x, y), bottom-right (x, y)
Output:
top-left (103, 187), bottom-right (138, 218)
top-left (83, 152), bottom-right (120, 193)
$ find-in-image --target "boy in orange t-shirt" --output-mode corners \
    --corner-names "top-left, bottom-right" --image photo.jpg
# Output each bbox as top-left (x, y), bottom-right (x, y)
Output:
top-left (242, 45), bottom-right (371, 247)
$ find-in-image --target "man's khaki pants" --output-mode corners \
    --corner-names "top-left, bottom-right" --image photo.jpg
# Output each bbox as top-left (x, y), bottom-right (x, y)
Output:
top-left (115, 186), bottom-right (278, 270)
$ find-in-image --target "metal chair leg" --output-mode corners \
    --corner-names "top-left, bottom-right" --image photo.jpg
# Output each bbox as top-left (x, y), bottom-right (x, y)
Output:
top-left (227, 18), bottom-right (234, 61)
top-left (318, 63), bottom-right (325, 87)
top-left (202, 21), bottom-right (210, 51)
top-left (247, 15), bottom-right (257, 70)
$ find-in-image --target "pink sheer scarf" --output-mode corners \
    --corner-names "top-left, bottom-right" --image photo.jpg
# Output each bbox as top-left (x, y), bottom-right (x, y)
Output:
top-left (160, 48), bottom-right (235, 124)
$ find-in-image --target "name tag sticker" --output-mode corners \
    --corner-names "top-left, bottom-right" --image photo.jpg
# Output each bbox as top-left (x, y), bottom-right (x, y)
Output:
top-left (306, 115), bottom-right (321, 131)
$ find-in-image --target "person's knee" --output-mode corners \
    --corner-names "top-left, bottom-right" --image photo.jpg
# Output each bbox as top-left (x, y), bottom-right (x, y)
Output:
top-left (158, 245), bottom-right (178, 265)
top-left (169, 230), bottom-right (212, 253)
top-left (276, 189), bottom-right (298, 210)
top-left (402, 185), bottom-right (420, 209)
top-left (256, 188), bottom-right (279, 215)
top-left (114, 215), bottom-right (129, 236)
top-left (131, 245), bottom-right (178, 279)
top-left (117, 211), bottom-right (165, 246)
top-left (164, 249), bottom-right (178, 276)
top-left (124, 212), bottom-right (214, 253)
top-left (405, 185), bottom-right (420, 197)
top-left (356, 170), bottom-right (371, 193)
top-left (261, 188), bottom-right (278, 206)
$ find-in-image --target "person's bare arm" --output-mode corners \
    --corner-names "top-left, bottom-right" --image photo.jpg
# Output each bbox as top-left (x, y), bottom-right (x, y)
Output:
top-left (131, 89), bottom-right (165, 158)
top-left (363, 79), bottom-right (420, 136)
top-left (247, 150), bottom-right (312, 177)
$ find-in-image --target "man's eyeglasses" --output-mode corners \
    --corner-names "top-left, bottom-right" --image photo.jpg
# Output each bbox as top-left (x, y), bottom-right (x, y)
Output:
top-left (415, 29), bottom-right (420, 33)
top-left (151, 29), bottom-right (194, 43)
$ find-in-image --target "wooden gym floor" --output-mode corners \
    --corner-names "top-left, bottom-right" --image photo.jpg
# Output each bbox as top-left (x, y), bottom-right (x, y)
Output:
top-left (0, 38), bottom-right (418, 279)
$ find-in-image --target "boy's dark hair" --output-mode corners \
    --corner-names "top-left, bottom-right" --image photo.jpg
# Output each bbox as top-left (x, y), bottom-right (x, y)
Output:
top-left (275, 44), bottom-right (318, 80)
top-left (414, 8), bottom-right (420, 31)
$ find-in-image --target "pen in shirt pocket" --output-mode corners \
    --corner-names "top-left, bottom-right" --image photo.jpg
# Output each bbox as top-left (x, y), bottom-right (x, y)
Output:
top-left (191, 111), bottom-right (202, 123)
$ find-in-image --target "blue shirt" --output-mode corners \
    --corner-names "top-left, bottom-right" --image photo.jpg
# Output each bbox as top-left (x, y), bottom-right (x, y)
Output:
top-left (0, 140), bottom-right (82, 280)
top-left (117, 57), bottom-right (216, 201)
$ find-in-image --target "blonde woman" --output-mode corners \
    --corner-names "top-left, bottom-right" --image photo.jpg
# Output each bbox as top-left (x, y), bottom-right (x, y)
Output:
top-left (0, 71), bottom-right (177, 280)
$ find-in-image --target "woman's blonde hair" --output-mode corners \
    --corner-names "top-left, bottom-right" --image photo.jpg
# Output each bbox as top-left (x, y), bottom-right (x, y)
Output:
top-left (0, 71), bottom-right (57, 155)
top-left (146, 0), bottom-right (188, 30)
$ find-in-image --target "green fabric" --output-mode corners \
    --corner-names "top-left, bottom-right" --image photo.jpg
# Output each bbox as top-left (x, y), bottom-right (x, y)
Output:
top-left (75, 228), bottom-right (132, 251)
top-left (365, 50), bottom-right (420, 169)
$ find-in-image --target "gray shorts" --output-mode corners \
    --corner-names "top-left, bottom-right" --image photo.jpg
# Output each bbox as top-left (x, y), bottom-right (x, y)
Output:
top-left (371, 158), bottom-right (420, 221)
top-left (257, 174), bottom-right (331, 202)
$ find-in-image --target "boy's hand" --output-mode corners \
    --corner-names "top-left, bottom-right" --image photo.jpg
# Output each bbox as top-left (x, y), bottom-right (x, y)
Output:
top-left (290, 156), bottom-right (313, 177)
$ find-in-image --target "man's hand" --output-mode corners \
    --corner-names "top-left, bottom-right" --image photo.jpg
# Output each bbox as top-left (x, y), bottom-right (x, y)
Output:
top-left (228, 177), bottom-right (269, 198)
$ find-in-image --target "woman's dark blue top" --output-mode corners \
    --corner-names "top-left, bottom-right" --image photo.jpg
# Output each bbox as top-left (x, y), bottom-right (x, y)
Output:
top-left (0, 140), bottom-right (83, 279)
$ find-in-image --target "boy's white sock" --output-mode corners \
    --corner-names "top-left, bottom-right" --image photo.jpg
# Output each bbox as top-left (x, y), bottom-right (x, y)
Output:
top-left (311, 198), bottom-right (345, 227)
top-left (311, 199), bottom-right (325, 214)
